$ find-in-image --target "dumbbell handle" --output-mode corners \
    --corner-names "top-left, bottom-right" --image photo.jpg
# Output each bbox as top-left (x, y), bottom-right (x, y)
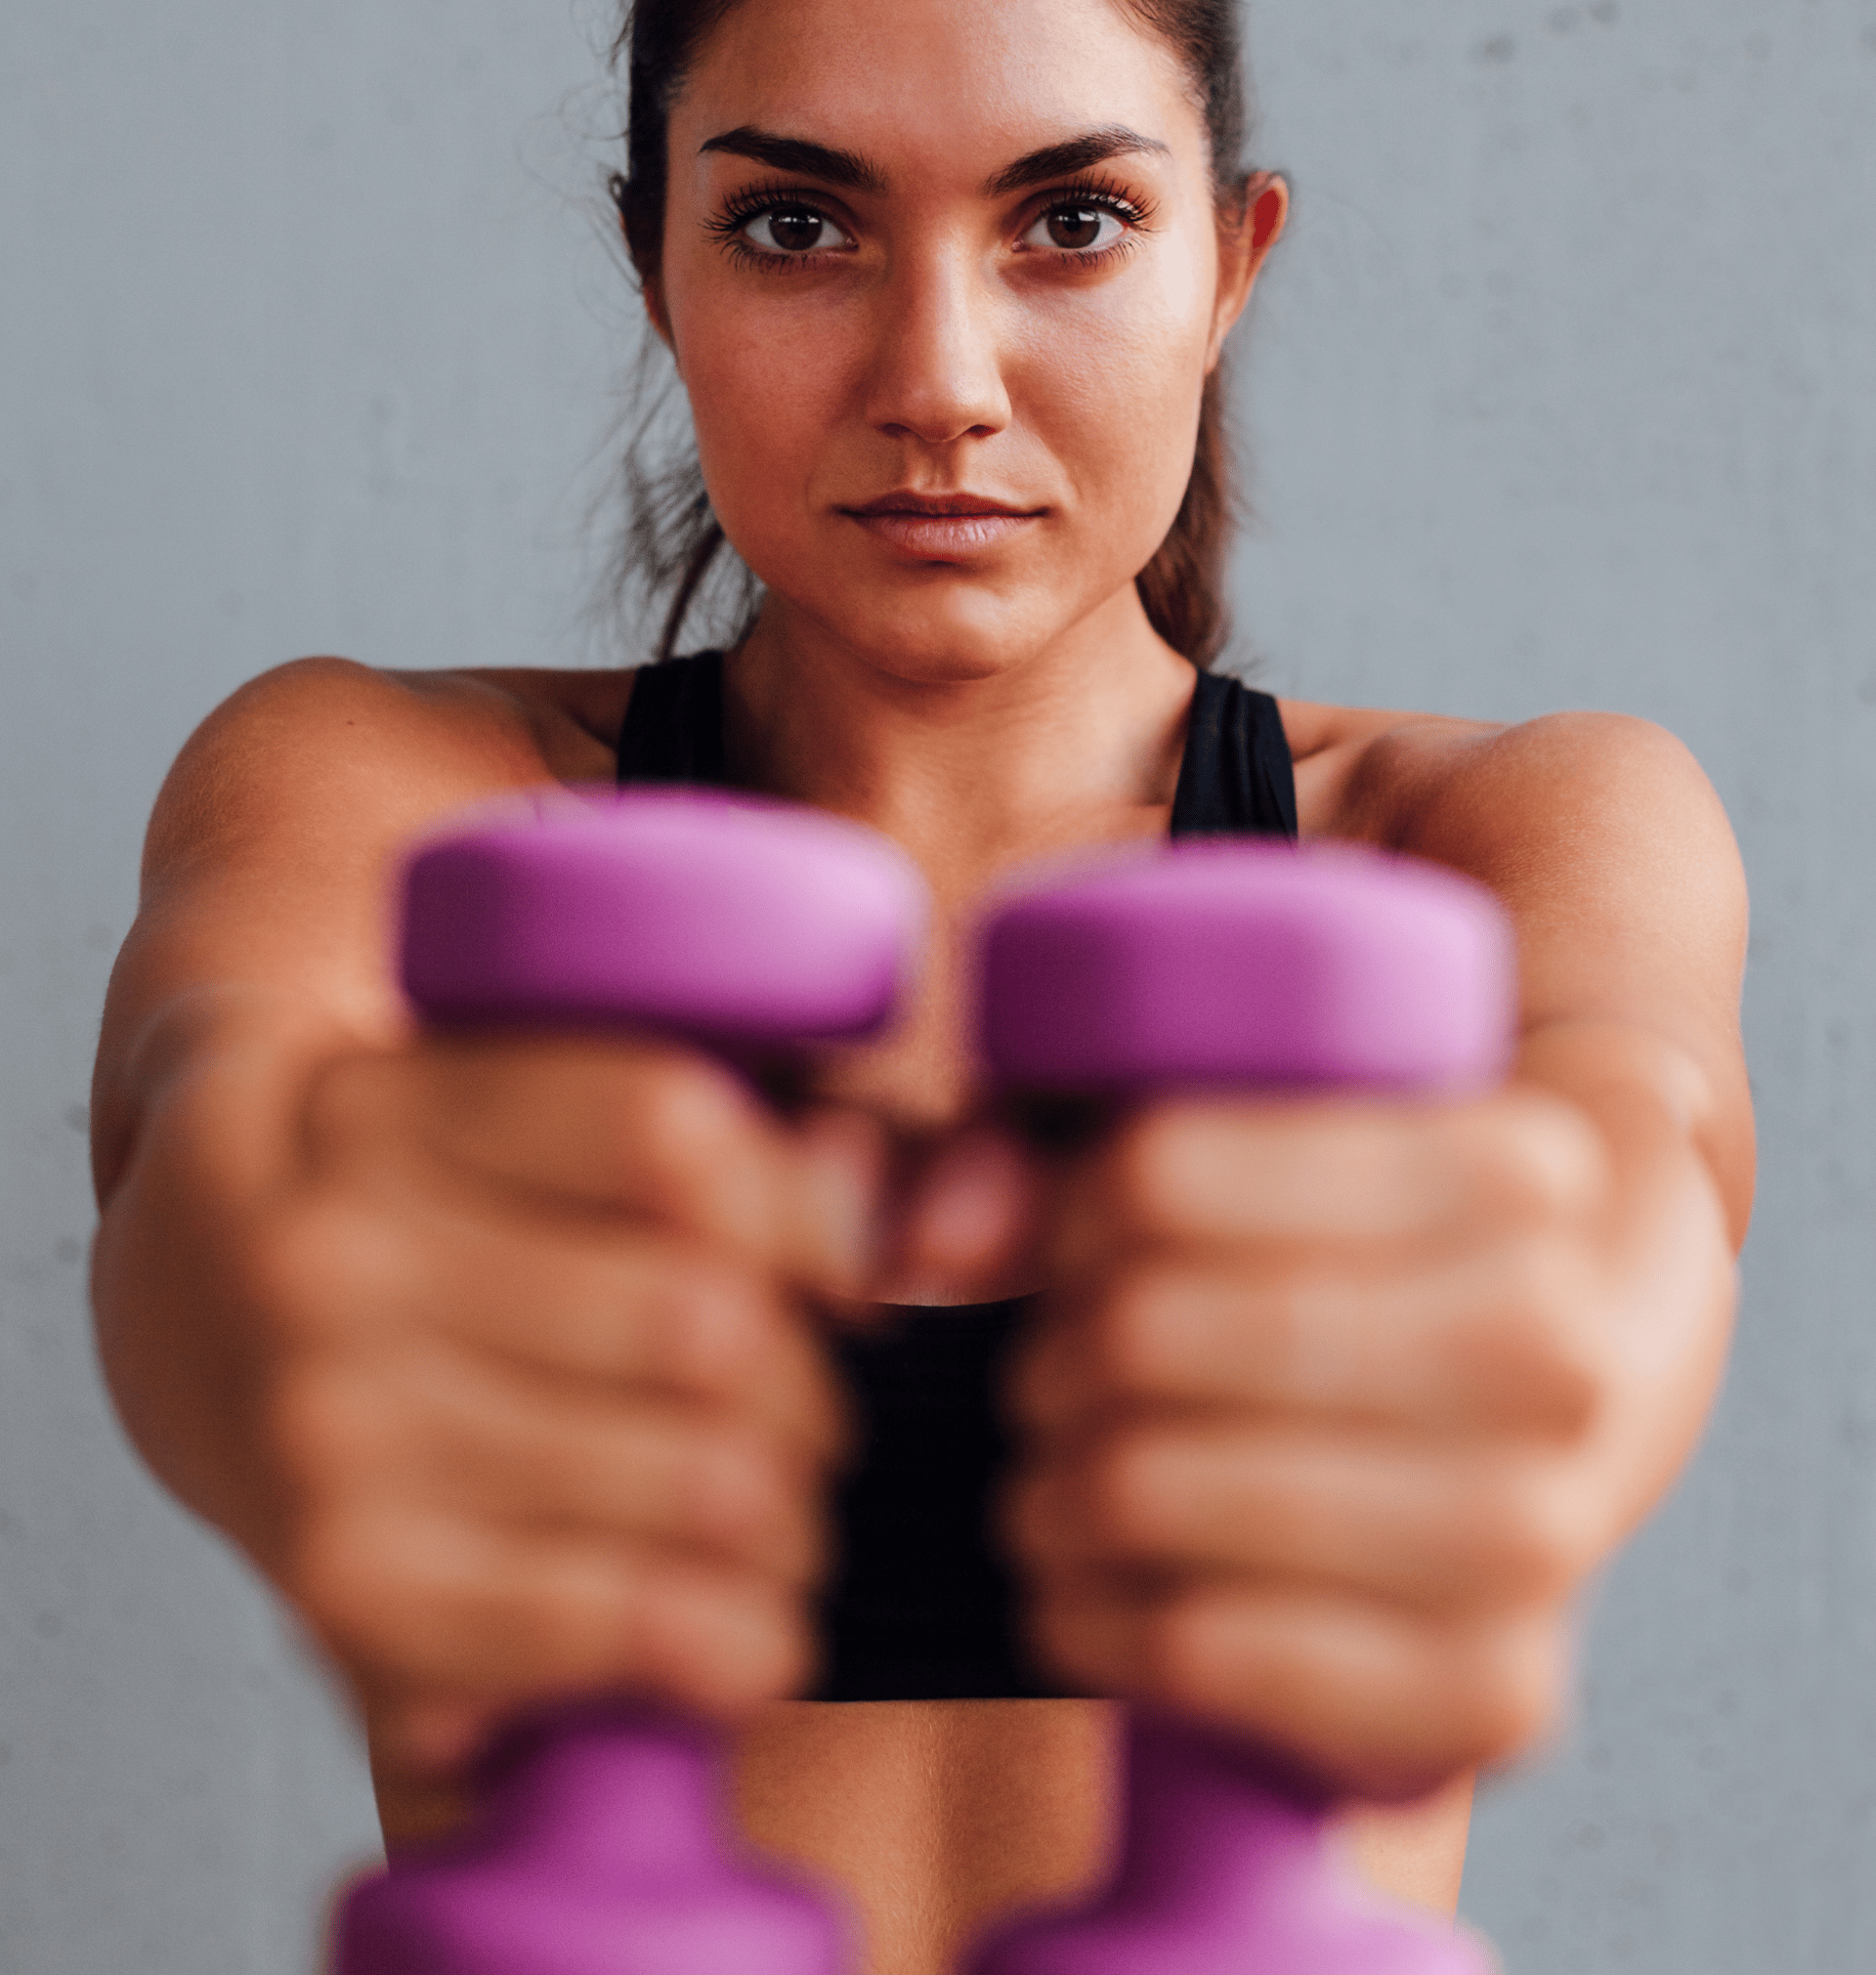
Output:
top-left (335, 788), bottom-right (926, 1975)
top-left (966, 840), bottom-right (1508, 1975)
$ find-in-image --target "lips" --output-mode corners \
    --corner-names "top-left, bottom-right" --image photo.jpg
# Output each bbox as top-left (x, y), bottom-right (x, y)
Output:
top-left (840, 490), bottom-right (1045, 560)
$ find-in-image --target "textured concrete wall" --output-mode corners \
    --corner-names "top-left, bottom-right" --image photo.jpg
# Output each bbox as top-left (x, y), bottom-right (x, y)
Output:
top-left (1238, 7), bottom-right (1876, 1969)
top-left (1, 1), bottom-right (1871, 1968)
top-left (0, 3), bottom-right (622, 1969)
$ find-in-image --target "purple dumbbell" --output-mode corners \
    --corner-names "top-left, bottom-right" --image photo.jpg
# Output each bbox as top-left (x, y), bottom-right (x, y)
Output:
top-left (333, 787), bottom-right (927, 1975)
top-left (963, 840), bottom-right (1512, 1975)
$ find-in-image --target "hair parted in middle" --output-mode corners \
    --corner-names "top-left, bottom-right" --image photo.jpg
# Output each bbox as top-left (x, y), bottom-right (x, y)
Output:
top-left (607, 0), bottom-right (1262, 667)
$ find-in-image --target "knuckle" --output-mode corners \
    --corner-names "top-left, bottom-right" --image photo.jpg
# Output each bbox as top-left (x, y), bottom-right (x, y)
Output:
top-left (628, 1052), bottom-right (763, 1193)
top-left (1470, 1243), bottom-right (1611, 1434)
top-left (1444, 1618), bottom-right (1569, 1764)
top-left (241, 1211), bottom-right (345, 1345)
top-left (622, 1565), bottom-right (809, 1709)
top-left (245, 1195), bottom-right (415, 1354)
top-left (1467, 1461), bottom-right (1597, 1600)
top-left (1089, 1275), bottom-right (1166, 1391)
top-left (282, 1505), bottom-right (411, 1658)
top-left (659, 1261), bottom-right (777, 1389)
top-left (1479, 1097), bottom-right (1608, 1223)
top-left (301, 1052), bottom-right (402, 1164)
top-left (264, 1361), bottom-right (371, 1491)
top-left (682, 1432), bottom-right (784, 1541)
top-left (1095, 1108), bottom-right (1187, 1230)
top-left (1136, 1594), bottom-right (1223, 1709)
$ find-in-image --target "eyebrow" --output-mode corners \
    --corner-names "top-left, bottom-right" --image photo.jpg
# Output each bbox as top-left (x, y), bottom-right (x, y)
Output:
top-left (699, 126), bottom-right (886, 193)
top-left (698, 123), bottom-right (1170, 200)
top-left (983, 126), bottom-right (1172, 196)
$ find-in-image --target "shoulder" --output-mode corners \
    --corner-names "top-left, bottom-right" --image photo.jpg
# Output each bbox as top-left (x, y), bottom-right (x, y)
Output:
top-left (1280, 697), bottom-right (1747, 1010)
top-left (186, 657), bottom-right (632, 777)
top-left (1279, 698), bottom-right (1737, 883)
top-left (146, 658), bottom-right (636, 886)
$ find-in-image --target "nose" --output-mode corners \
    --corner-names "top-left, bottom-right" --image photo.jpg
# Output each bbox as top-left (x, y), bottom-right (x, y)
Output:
top-left (863, 245), bottom-right (1011, 448)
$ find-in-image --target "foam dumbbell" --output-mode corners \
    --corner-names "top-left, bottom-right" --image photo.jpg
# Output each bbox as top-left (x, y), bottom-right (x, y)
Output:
top-left (333, 787), bottom-right (927, 1975)
top-left (964, 840), bottom-right (1510, 1975)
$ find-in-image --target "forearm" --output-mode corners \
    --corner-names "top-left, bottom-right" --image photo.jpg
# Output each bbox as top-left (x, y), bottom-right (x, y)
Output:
top-left (90, 981), bottom-right (376, 1543)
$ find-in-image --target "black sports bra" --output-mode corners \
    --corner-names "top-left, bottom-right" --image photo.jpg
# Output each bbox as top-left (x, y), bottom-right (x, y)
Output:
top-left (618, 651), bottom-right (1298, 1700)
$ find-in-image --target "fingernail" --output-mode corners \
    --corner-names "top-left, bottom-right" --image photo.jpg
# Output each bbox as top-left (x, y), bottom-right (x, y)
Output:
top-left (914, 1133), bottom-right (1029, 1270)
top-left (796, 1110), bottom-right (886, 1291)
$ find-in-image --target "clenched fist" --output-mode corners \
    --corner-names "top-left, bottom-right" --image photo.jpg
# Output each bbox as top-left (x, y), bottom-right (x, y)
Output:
top-left (97, 1008), bottom-right (874, 1782)
top-left (925, 1023), bottom-right (1735, 1801)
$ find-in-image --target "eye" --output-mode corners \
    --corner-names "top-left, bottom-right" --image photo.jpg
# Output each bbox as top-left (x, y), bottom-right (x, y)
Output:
top-left (741, 204), bottom-right (849, 255)
top-left (1023, 202), bottom-right (1130, 254)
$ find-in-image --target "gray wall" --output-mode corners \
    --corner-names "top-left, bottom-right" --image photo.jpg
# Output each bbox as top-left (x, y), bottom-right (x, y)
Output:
top-left (1, 1), bottom-right (1870, 1969)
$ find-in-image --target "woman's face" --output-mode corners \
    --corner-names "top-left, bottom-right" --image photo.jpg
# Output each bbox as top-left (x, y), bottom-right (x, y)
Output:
top-left (657, 0), bottom-right (1279, 684)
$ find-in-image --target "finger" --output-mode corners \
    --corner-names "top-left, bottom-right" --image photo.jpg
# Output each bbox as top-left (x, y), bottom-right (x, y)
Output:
top-left (1008, 1240), bottom-right (1609, 1439)
top-left (273, 1195), bottom-right (852, 1464)
top-left (885, 1124), bottom-right (1048, 1302)
top-left (1005, 1425), bottom-right (1603, 1612)
top-left (307, 1038), bottom-right (864, 1290)
top-left (1050, 1092), bottom-right (1608, 1272)
top-left (298, 1505), bottom-right (817, 1718)
top-left (298, 1344), bottom-right (831, 1584)
top-left (362, 1690), bottom-right (494, 1791)
top-left (1024, 1580), bottom-right (1568, 1800)
top-left (794, 1104), bottom-right (892, 1301)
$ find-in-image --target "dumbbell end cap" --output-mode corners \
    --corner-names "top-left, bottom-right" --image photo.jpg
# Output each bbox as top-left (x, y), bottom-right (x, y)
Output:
top-left (981, 841), bottom-right (1514, 1097)
top-left (401, 788), bottom-right (928, 1049)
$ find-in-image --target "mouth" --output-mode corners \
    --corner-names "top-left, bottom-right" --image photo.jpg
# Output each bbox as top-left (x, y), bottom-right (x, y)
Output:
top-left (839, 490), bottom-right (1046, 559)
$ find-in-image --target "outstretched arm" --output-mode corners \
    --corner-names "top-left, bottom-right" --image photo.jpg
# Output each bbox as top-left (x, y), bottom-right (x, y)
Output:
top-left (92, 660), bottom-right (857, 1804)
top-left (983, 706), bottom-right (1748, 1803)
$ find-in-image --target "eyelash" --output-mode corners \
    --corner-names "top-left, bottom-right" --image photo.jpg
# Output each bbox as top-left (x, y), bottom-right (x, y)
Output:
top-left (1029, 175), bottom-right (1156, 268)
top-left (704, 181), bottom-right (841, 273)
top-left (704, 174), bottom-right (1156, 274)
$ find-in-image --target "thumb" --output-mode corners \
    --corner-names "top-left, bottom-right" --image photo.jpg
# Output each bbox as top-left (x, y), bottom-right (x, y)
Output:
top-left (885, 1124), bottom-right (1048, 1303)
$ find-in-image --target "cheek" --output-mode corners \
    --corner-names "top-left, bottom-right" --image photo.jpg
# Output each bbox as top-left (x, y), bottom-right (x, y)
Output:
top-left (670, 288), bottom-right (854, 543)
top-left (662, 226), bottom-right (1219, 619)
top-left (1018, 274), bottom-right (1214, 559)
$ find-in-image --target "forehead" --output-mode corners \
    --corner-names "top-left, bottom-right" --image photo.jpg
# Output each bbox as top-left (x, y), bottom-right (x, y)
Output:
top-left (673, 0), bottom-right (1203, 185)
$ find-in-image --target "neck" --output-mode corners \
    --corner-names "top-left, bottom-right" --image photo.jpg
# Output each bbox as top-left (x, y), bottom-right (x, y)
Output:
top-left (724, 586), bottom-right (1199, 891)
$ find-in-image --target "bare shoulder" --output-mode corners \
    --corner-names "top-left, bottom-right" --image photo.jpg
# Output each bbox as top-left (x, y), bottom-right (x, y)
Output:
top-left (99, 661), bottom-right (639, 1197)
top-left (1279, 698), bottom-right (1742, 910)
top-left (146, 658), bottom-right (633, 888)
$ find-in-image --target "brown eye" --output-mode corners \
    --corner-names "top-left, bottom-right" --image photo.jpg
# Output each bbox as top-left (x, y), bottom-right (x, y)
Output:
top-left (743, 206), bottom-right (844, 255)
top-left (1022, 203), bottom-right (1128, 255)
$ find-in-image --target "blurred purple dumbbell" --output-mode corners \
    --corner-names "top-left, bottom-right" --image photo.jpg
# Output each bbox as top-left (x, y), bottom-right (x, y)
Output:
top-left (964, 840), bottom-right (1511, 1975)
top-left (333, 787), bottom-right (927, 1975)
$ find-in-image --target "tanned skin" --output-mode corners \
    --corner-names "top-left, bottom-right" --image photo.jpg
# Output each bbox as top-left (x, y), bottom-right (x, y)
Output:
top-left (90, 2), bottom-right (1749, 1969)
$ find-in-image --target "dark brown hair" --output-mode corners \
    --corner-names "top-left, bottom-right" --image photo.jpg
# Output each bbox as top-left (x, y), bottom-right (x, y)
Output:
top-left (609, 0), bottom-right (1256, 666)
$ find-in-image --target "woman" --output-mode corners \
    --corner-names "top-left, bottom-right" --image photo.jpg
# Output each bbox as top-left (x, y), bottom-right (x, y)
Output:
top-left (89, 0), bottom-right (1751, 1968)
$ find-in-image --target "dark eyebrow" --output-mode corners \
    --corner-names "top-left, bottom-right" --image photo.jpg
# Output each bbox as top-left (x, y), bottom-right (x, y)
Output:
top-left (699, 126), bottom-right (885, 193)
top-left (983, 126), bottom-right (1172, 197)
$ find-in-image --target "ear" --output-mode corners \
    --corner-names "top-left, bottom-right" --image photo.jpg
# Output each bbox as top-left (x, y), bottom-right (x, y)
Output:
top-left (612, 172), bottom-right (679, 361)
top-left (642, 277), bottom-right (677, 360)
top-left (1205, 172), bottom-right (1289, 372)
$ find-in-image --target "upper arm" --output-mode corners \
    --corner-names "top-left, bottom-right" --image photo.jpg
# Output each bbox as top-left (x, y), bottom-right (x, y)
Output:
top-left (93, 658), bottom-right (614, 1201)
top-left (1334, 710), bottom-right (1753, 1242)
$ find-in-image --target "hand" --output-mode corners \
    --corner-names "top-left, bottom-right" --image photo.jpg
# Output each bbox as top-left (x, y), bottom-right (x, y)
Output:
top-left (995, 1066), bottom-right (1729, 1803)
top-left (96, 1012), bottom-right (872, 1783)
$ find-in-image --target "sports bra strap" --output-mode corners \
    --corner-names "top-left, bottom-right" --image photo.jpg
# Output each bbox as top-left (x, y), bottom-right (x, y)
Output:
top-left (614, 648), bottom-right (727, 786)
top-left (617, 650), bottom-right (1298, 843)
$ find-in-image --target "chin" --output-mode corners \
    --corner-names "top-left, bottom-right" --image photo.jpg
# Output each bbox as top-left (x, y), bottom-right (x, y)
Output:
top-left (790, 576), bottom-right (1085, 686)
